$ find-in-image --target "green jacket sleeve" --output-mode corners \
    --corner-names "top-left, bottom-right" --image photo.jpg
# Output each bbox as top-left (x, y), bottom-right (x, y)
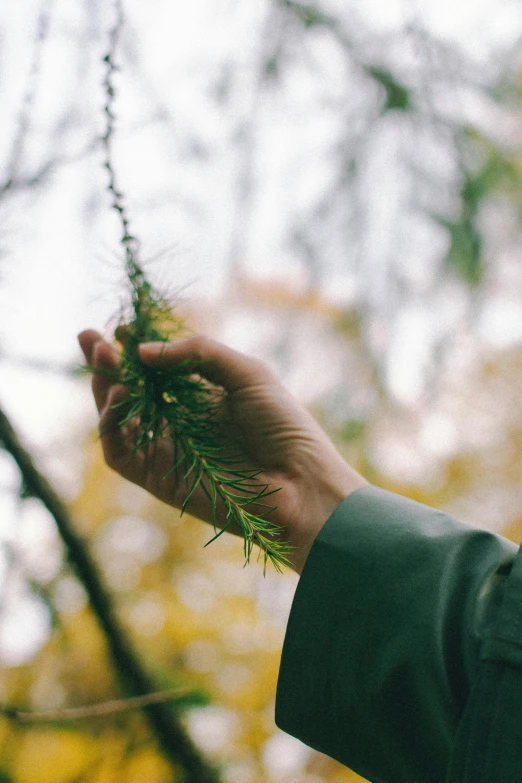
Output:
top-left (275, 485), bottom-right (518, 783)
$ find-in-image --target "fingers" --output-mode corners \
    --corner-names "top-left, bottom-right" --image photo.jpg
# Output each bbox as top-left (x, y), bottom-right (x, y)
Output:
top-left (78, 330), bottom-right (121, 414)
top-left (138, 335), bottom-right (274, 393)
top-left (80, 331), bottom-right (272, 396)
top-left (79, 331), bottom-right (135, 470)
top-left (78, 329), bottom-right (103, 364)
top-left (98, 383), bottom-right (136, 469)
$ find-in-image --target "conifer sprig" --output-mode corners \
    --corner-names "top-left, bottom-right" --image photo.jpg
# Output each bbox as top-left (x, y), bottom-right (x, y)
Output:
top-left (99, 2), bottom-right (292, 573)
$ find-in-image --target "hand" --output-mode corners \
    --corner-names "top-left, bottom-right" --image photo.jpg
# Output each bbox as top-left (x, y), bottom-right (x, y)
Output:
top-left (78, 330), bottom-right (367, 574)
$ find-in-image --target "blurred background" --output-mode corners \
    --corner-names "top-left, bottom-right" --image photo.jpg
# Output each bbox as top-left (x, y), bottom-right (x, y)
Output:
top-left (1, 0), bottom-right (522, 780)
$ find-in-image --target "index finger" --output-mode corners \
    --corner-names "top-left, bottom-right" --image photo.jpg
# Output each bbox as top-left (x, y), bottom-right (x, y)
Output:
top-left (78, 330), bottom-right (121, 414)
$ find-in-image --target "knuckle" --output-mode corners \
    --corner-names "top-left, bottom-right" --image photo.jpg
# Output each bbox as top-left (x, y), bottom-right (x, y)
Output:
top-left (252, 356), bottom-right (268, 373)
top-left (249, 355), bottom-right (272, 379)
top-left (187, 334), bottom-right (212, 362)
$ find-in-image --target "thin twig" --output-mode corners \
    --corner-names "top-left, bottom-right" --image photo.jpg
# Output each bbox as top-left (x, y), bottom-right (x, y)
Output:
top-left (0, 687), bottom-right (192, 724)
top-left (0, 139), bottom-right (100, 202)
top-left (4, 0), bottom-right (55, 184)
top-left (0, 351), bottom-right (80, 377)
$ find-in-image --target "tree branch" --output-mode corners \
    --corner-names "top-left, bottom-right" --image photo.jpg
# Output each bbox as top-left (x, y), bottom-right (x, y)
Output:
top-left (0, 687), bottom-right (192, 724)
top-left (0, 404), bottom-right (221, 782)
top-left (4, 0), bottom-right (54, 186)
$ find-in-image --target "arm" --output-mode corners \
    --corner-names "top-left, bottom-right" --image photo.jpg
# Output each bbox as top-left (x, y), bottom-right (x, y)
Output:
top-left (79, 329), bottom-right (518, 782)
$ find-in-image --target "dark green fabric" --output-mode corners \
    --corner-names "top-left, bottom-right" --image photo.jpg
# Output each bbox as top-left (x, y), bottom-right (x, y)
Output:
top-left (275, 485), bottom-right (517, 783)
top-left (446, 660), bottom-right (522, 782)
top-left (447, 532), bottom-right (522, 782)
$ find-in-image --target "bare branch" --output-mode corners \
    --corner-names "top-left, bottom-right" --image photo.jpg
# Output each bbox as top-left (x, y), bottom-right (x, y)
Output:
top-left (0, 139), bottom-right (100, 202)
top-left (5, 0), bottom-right (55, 184)
top-left (0, 687), bottom-right (192, 724)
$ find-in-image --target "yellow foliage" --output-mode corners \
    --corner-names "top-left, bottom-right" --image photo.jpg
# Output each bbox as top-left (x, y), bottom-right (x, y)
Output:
top-left (121, 747), bottom-right (177, 783)
top-left (83, 732), bottom-right (137, 783)
top-left (70, 438), bottom-right (125, 532)
top-left (0, 716), bottom-right (12, 747)
top-left (11, 730), bottom-right (95, 783)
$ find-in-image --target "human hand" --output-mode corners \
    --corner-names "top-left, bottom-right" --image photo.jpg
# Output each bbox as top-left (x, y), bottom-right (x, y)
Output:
top-left (78, 330), bottom-right (367, 574)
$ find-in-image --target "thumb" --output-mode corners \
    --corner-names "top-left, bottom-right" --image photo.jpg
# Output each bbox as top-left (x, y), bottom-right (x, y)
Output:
top-left (138, 335), bottom-right (274, 393)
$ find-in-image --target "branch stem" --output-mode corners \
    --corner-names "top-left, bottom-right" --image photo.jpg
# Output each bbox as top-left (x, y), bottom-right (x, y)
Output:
top-left (1, 687), bottom-right (192, 724)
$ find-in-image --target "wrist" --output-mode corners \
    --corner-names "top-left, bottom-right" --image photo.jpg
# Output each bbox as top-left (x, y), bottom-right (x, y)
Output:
top-left (288, 466), bottom-right (368, 575)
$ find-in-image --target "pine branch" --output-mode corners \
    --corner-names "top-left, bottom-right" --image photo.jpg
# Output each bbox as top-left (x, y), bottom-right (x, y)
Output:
top-left (100, 0), bottom-right (293, 573)
top-left (0, 405), bottom-right (221, 783)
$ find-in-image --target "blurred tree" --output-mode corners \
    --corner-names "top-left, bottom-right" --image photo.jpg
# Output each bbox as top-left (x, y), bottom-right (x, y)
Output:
top-left (0, 0), bottom-right (522, 782)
